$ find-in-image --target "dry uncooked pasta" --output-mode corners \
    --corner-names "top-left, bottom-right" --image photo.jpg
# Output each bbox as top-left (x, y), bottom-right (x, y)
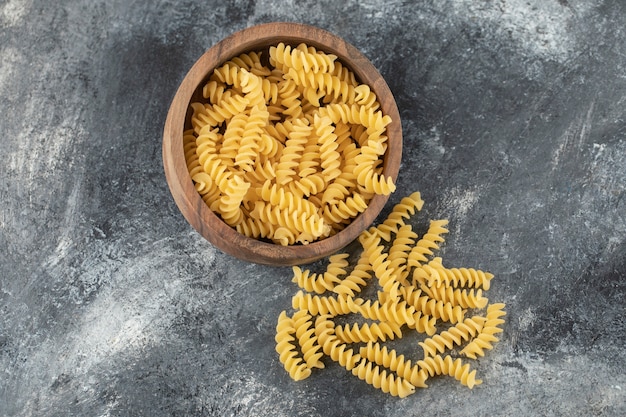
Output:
top-left (275, 191), bottom-right (506, 398)
top-left (185, 43), bottom-right (396, 245)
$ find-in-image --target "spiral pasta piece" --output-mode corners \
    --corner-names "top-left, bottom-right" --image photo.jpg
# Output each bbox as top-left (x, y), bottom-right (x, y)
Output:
top-left (275, 118), bottom-right (311, 185)
top-left (299, 44), bottom-right (337, 73)
top-left (361, 233), bottom-right (401, 300)
top-left (259, 179), bottom-right (318, 218)
top-left (359, 342), bottom-right (428, 388)
top-left (297, 134), bottom-right (320, 178)
top-left (354, 298), bottom-right (417, 327)
top-left (313, 314), bottom-right (336, 347)
top-left (293, 310), bottom-right (325, 369)
top-left (198, 158), bottom-right (230, 208)
top-left (388, 224), bottom-right (418, 283)
top-left (322, 193), bottom-right (369, 226)
top-left (292, 291), bottom-right (354, 316)
top-left (191, 94), bottom-right (249, 131)
top-left (239, 68), bottom-right (268, 109)
top-left (407, 220), bottom-right (449, 268)
top-left (428, 257), bottom-right (495, 290)
top-left (352, 139), bottom-right (396, 196)
top-left (184, 128), bottom-right (202, 173)
top-left (202, 80), bottom-right (232, 104)
top-left (369, 191), bottom-right (424, 241)
top-left (234, 106), bottom-right (269, 172)
top-left (335, 321), bottom-right (402, 344)
top-left (275, 311), bottom-right (311, 381)
top-left (353, 84), bottom-right (380, 110)
top-left (484, 303), bottom-right (507, 326)
top-left (428, 300), bottom-right (465, 324)
top-left (291, 266), bottom-right (337, 294)
top-left (321, 181), bottom-right (351, 205)
top-left (404, 288), bottom-right (465, 324)
top-left (332, 252), bottom-right (372, 297)
top-left (249, 201), bottom-right (328, 239)
top-left (188, 131), bottom-right (221, 206)
top-left (314, 115), bottom-right (342, 182)
top-left (313, 316), bottom-right (361, 370)
top-left (318, 103), bottom-right (392, 132)
top-left (286, 68), bottom-right (359, 105)
top-left (290, 173), bottom-right (327, 198)
top-left (257, 133), bottom-right (283, 158)
top-left (210, 62), bottom-right (245, 89)
top-left (408, 311), bottom-right (438, 336)
top-left (329, 59), bottom-right (358, 86)
top-left (452, 267), bottom-right (494, 291)
top-left (218, 175), bottom-right (250, 226)
top-left (270, 42), bottom-right (336, 74)
top-left (418, 316), bottom-right (487, 357)
top-left (321, 253), bottom-right (350, 286)
top-left (417, 355), bottom-right (482, 389)
top-left (419, 285), bottom-right (489, 310)
top-left (277, 78), bottom-right (304, 119)
top-left (351, 357), bottom-right (416, 398)
top-left (273, 226), bottom-right (297, 246)
top-left (460, 304), bottom-right (506, 359)
top-left (235, 215), bottom-right (274, 240)
top-left (242, 158), bottom-right (277, 186)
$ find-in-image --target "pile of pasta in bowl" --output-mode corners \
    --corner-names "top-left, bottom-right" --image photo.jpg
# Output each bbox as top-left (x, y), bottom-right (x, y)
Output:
top-left (183, 42), bottom-right (397, 246)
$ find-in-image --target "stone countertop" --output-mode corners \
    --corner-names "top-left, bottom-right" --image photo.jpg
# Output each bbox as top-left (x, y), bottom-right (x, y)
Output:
top-left (1, 0), bottom-right (625, 416)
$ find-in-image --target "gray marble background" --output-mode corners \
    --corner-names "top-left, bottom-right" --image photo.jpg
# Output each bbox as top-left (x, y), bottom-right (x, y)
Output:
top-left (1, 0), bottom-right (625, 416)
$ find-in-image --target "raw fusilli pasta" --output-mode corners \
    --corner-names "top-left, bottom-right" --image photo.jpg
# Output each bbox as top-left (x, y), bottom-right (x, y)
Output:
top-left (368, 191), bottom-right (424, 241)
top-left (428, 257), bottom-right (494, 290)
top-left (293, 310), bottom-right (325, 370)
top-left (291, 266), bottom-right (330, 295)
top-left (275, 311), bottom-right (311, 381)
top-left (460, 303), bottom-right (506, 359)
top-left (418, 316), bottom-right (486, 357)
top-left (416, 355), bottom-right (483, 389)
top-left (275, 192), bottom-right (506, 398)
top-left (334, 321), bottom-right (402, 344)
top-left (291, 291), bottom-right (353, 317)
top-left (407, 220), bottom-right (449, 268)
top-left (351, 357), bottom-right (416, 398)
top-left (359, 342), bottom-right (428, 388)
top-left (331, 252), bottom-right (372, 297)
top-left (314, 315), bottom-right (361, 370)
top-left (186, 42), bottom-right (396, 245)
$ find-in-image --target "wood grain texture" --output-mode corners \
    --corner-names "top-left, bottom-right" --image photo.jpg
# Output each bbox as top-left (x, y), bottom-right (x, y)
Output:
top-left (163, 22), bottom-right (402, 265)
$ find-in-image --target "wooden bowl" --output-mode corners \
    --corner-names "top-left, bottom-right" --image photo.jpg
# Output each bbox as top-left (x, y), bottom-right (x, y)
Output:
top-left (162, 22), bottom-right (402, 266)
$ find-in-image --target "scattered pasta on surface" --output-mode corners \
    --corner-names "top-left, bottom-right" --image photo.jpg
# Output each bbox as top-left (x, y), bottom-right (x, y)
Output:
top-left (185, 43), bottom-right (396, 245)
top-left (275, 192), bottom-right (506, 397)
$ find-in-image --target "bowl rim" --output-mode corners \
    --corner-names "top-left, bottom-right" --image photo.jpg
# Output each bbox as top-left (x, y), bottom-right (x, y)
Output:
top-left (163, 22), bottom-right (402, 266)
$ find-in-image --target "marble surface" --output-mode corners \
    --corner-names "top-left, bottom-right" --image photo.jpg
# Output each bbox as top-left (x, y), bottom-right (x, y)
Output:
top-left (1, 0), bottom-right (625, 415)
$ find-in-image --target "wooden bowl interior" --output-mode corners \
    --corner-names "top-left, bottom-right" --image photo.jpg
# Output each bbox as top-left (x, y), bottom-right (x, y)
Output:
top-left (163, 22), bottom-right (402, 266)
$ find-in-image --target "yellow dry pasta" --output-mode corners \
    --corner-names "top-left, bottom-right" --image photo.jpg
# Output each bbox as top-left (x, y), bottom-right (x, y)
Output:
top-left (416, 354), bottom-right (483, 389)
top-left (359, 342), bottom-right (428, 388)
top-left (291, 266), bottom-right (331, 295)
top-left (275, 191), bottom-right (506, 398)
top-left (334, 321), bottom-right (402, 344)
top-left (274, 311), bottom-right (311, 381)
top-left (186, 42), bottom-right (396, 245)
top-left (331, 252), bottom-right (372, 297)
top-left (292, 310), bottom-right (325, 370)
top-left (351, 357), bottom-right (416, 398)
